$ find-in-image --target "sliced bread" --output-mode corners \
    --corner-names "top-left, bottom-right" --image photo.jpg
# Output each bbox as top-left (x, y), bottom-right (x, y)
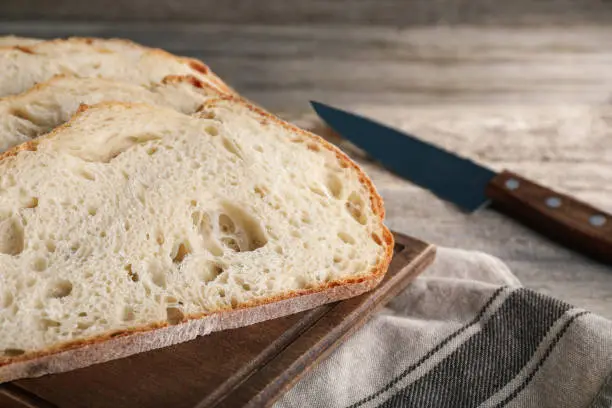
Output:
top-left (0, 98), bottom-right (392, 383)
top-left (0, 36), bottom-right (233, 97)
top-left (0, 74), bottom-right (223, 153)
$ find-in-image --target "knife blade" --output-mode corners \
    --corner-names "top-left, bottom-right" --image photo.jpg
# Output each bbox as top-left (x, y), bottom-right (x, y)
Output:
top-left (310, 101), bottom-right (612, 264)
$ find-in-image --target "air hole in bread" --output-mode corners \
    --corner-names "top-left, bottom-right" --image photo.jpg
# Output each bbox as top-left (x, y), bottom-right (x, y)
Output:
top-left (166, 307), bottom-right (185, 325)
top-left (291, 230), bottom-right (301, 238)
top-left (338, 232), bottom-right (356, 245)
top-left (218, 214), bottom-right (236, 234)
top-left (78, 312), bottom-right (87, 317)
top-left (0, 216), bottom-right (24, 256)
top-left (253, 185), bottom-right (268, 198)
top-left (230, 296), bottom-right (238, 308)
top-left (205, 126), bottom-right (219, 136)
top-left (275, 246), bottom-right (284, 255)
top-left (253, 145), bottom-right (264, 152)
top-left (201, 262), bottom-right (224, 283)
top-left (99, 231), bottom-right (107, 238)
top-left (40, 318), bottom-right (61, 330)
top-left (24, 197), bottom-right (39, 209)
top-left (346, 191), bottom-right (367, 225)
top-left (309, 184), bottom-right (327, 197)
top-left (220, 202), bottom-right (267, 251)
top-left (290, 138), bottom-right (304, 143)
top-left (71, 133), bottom-right (162, 163)
top-left (301, 213), bottom-right (312, 224)
top-left (307, 143), bottom-right (320, 152)
top-left (137, 192), bottom-right (146, 206)
top-left (3, 348), bottom-right (25, 357)
top-left (48, 279), bottom-right (73, 299)
top-left (221, 237), bottom-right (240, 252)
top-left (221, 137), bottom-right (242, 159)
top-left (326, 174), bottom-right (343, 199)
top-left (88, 207), bottom-right (98, 216)
top-left (372, 233), bottom-right (383, 246)
top-left (171, 242), bottom-right (191, 264)
top-left (77, 169), bottom-right (96, 181)
top-left (156, 232), bottom-right (165, 245)
top-left (1, 290), bottom-right (13, 309)
top-left (77, 321), bottom-right (93, 330)
top-left (32, 257), bottom-right (48, 272)
top-left (192, 211), bottom-right (211, 232)
top-left (218, 288), bottom-right (226, 298)
top-left (70, 242), bottom-right (80, 254)
top-left (125, 264), bottom-right (139, 282)
top-left (146, 146), bottom-right (158, 155)
top-left (9, 107), bottom-right (34, 122)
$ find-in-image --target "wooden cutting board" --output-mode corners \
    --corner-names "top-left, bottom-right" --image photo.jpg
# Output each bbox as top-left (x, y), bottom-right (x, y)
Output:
top-left (0, 232), bottom-right (435, 408)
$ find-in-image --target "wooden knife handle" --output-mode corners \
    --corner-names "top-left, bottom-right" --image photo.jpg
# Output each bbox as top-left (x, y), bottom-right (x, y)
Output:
top-left (485, 170), bottom-right (612, 264)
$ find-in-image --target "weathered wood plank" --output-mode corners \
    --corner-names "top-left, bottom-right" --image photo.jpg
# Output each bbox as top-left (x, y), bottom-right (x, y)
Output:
top-left (1, 0), bottom-right (612, 25)
top-left (2, 23), bottom-right (612, 111)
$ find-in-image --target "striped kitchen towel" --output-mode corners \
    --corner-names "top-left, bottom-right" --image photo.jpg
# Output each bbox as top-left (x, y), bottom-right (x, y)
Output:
top-left (275, 247), bottom-right (612, 408)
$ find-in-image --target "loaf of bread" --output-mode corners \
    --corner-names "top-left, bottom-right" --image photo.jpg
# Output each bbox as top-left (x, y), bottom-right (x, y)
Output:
top-left (0, 97), bottom-right (392, 383)
top-left (0, 74), bottom-right (223, 152)
top-left (0, 37), bottom-right (233, 97)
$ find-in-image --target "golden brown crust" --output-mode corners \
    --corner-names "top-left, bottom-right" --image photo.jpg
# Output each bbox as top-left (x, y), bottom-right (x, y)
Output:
top-left (0, 273), bottom-right (384, 369)
top-left (0, 36), bottom-right (235, 96)
top-left (13, 45), bottom-right (34, 54)
top-left (160, 74), bottom-right (226, 99)
top-left (28, 36), bottom-right (142, 51)
top-left (0, 276), bottom-right (383, 382)
top-left (0, 99), bottom-right (393, 376)
top-left (0, 73), bottom-right (223, 108)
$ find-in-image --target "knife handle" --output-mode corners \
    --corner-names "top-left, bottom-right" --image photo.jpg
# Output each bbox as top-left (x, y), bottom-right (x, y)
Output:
top-left (485, 170), bottom-right (612, 264)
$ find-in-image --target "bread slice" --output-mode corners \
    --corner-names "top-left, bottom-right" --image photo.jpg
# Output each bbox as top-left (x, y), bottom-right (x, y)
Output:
top-left (0, 36), bottom-right (41, 47)
top-left (0, 98), bottom-right (393, 382)
top-left (0, 74), bottom-right (224, 153)
top-left (0, 36), bottom-right (233, 97)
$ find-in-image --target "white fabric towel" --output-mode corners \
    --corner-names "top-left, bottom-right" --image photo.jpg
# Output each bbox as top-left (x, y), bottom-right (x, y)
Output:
top-left (275, 247), bottom-right (612, 408)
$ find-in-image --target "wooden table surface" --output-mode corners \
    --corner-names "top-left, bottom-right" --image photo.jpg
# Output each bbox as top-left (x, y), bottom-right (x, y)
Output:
top-left (1, 22), bottom-right (611, 317)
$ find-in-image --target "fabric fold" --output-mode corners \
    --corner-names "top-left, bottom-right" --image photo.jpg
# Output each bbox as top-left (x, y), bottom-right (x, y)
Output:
top-left (275, 247), bottom-right (612, 408)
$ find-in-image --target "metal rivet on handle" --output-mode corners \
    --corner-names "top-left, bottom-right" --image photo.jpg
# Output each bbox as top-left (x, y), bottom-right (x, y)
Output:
top-left (505, 179), bottom-right (520, 190)
top-left (546, 197), bottom-right (562, 208)
top-left (589, 214), bottom-right (607, 227)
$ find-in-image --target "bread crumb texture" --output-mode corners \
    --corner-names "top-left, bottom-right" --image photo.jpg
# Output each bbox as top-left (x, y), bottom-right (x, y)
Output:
top-left (0, 75), bottom-right (220, 153)
top-left (0, 101), bottom-right (388, 361)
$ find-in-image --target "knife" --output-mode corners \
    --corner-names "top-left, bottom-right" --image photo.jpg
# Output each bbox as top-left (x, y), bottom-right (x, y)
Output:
top-left (310, 101), bottom-right (612, 265)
